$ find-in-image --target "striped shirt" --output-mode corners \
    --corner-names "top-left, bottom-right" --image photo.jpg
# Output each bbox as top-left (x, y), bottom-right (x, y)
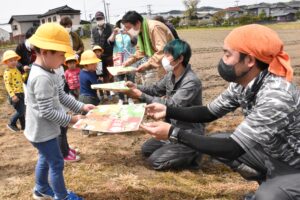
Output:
top-left (208, 72), bottom-right (300, 168)
top-left (24, 64), bottom-right (84, 143)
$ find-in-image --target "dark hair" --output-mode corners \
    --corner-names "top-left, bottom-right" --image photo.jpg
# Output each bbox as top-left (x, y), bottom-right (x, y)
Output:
top-left (163, 39), bottom-right (191, 67)
top-left (122, 11), bottom-right (143, 25)
top-left (153, 16), bottom-right (166, 24)
top-left (25, 27), bottom-right (36, 39)
top-left (115, 20), bottom-right (122, 28)
top-left (33, 46), bottom-right (56, 54)
top-left (60, 16), bottom-right (73, 27)
top-left (239, 52), bottom-right (269, 70)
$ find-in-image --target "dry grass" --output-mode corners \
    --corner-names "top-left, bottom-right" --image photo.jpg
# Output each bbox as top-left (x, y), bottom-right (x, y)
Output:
top-left (2, 22), bottom-right (300, 199)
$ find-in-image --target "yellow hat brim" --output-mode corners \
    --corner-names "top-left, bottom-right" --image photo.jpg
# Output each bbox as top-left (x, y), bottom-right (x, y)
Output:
top-left (2, 55), bottom-right (21, 63)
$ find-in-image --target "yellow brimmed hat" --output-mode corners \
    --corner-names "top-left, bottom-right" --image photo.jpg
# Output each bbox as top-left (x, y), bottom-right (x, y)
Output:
top-left (92, 45), bottom-right (104, 52)
top-left (64, 54), bottom-right (79, 65)
top-left (80, 50), bottom-right (100, 65)
top-left (29, 23), bottom-right (73, 54)
top-left (1, 50), bottom-right (21, 63)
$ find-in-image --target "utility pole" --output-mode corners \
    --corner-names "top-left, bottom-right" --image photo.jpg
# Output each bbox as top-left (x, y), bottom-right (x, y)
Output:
top-left (106, 2), bottom-right (110, 24)
top-left (235, 0), bottom-right (240, 7)
top-left (146, 4), bottom-right (152, 17)
top-left (102, 0), bottom-right (108, 22)
top-left (83, 0), bottom-right (87, 20)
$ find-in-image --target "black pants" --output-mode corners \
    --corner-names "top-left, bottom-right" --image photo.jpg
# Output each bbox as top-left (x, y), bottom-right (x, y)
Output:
top-left (212, 133), bottom-right (300, 200)
top-left (58, 126), bottom-right (69, 158)
top-left (141, 137), bottom-right (201, 170)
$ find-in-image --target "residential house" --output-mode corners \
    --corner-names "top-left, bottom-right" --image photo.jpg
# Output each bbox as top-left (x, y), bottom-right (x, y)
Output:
top-left (197, 13), bottom-right (214, 20)
top-left (223, 7), bottom-right (245, 20)
top-left (148, 10), bottom-right (184, 19)
top-left (39, 5), bottom-right (81, 29)
top-left (287, 1), bottom-right (300, 11)
top-left (8, 15), bottom-right (40, 42)
top-left (247, 3), bottom-right (271, 17)
top-left (0, 27), bottom-right (10, 41)
top-left (271, 8), bottom-right (297, 22)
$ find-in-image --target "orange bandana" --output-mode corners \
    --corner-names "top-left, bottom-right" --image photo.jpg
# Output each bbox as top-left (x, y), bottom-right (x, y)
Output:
top-left (224, 24), bottom-right (293, 82)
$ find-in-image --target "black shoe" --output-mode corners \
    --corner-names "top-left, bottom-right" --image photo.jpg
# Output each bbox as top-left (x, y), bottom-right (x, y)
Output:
top-left (7, 124), bottom-right (20, 132)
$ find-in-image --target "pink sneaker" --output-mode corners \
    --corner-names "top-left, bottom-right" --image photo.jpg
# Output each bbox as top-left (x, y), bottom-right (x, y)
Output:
top-left (64, 152), bottom-right (80, 162)
top-left (69, 147), bottom-right (80, 155)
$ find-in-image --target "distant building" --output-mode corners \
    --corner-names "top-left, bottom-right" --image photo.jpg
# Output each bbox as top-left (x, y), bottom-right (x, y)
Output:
top-left (223, 7), bottom-right (245, 20)
top-left (247, 3), bottom-right (271, 17)
top-left (8, 15), bottom-right (40, 42)
top-left (0, 27), bottom-right (10, 41)
top-left (197, 13), bottom-right (214, 21)
top-left (38, 5), bottom-right (81, 29)
top-left (271, 8), bottom-right (297, 22)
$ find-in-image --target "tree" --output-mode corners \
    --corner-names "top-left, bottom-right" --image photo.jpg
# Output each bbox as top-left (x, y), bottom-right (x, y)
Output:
top-left (212, 11), bottom-right (225, 26)
top-left (183, 0), bottom-right (200, 20)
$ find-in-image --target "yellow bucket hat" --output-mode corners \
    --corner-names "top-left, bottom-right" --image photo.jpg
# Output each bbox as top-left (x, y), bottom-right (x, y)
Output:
top-left (92, 45), bottom-right (104, 52)
top-left (1, 50), bottom-right (21, 63)
top-left (29, 23), bottom-right (73, 54)
top-left (64, 54), bottom-right (79, 65)
top-left (80, 50), bottom-right (100, 65)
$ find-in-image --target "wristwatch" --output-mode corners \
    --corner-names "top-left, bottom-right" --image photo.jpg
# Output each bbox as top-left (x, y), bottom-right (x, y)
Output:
top-left (169, 127), bottom-right (180, 143)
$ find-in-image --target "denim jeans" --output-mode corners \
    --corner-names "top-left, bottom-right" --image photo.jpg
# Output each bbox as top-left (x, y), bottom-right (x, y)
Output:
top-left (31, 138), bottom-right (68, 200)
top-left (9, 93), bottom-right (25, 129)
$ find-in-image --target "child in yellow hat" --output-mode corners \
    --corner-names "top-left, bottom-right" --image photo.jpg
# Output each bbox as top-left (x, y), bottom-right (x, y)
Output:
top-left (2, 50), bottom-right (26, 132)
top-left (78, 49), bottom-right (102, 106)
top-left (24, 23), bottom-right (95, 200)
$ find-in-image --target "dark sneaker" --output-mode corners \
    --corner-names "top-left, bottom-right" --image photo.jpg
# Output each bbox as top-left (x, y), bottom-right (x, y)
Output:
top-left (56, 191), bottom-right (83, 200)
top-left (33, 188), bottom-right (54, 199)
top-left (7, 124), bottom-right (20, 132)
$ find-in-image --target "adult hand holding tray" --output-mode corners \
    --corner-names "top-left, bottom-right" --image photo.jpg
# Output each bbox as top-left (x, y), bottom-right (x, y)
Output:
top-left (107, 66), bottom-right (136, 76)
top-left (72, 103), bottom-right (146, 133)
top-left (91, 81), bottom-right (130, 92)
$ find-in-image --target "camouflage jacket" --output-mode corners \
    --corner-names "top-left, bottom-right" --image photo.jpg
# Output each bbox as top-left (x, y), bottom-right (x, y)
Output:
top-left (208, 71), bottom-right (300, 168)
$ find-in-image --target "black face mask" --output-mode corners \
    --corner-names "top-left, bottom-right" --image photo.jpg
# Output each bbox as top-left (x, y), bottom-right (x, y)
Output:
top-left (218, 59), bottom-right (239, 82)
top-left (218, 59), bottom-right (250, 82)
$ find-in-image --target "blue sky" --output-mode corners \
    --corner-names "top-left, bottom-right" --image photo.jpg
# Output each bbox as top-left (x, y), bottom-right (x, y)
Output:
top-left (0, 0), bottom-right (291, 26)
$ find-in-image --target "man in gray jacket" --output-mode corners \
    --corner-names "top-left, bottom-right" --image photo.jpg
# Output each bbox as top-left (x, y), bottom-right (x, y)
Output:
top-left (124, 39), bottom-right (203, 170)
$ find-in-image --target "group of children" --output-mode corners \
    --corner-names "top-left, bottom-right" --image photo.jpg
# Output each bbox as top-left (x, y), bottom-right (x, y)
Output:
top-left (1, 23), bottom-right (114, 200)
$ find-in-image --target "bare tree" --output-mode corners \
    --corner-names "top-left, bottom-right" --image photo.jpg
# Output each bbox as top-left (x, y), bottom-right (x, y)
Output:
top-left (183, 0), bottom-right (200, 20)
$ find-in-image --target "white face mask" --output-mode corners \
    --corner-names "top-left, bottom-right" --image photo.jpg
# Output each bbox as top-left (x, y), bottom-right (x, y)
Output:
top-left (97, 20), bottom-right (105, 26)
top-left (162, 57), bottom-right (173, 72)
top-left (66, 27), bottom-right (72, 33)
top-left (128, 27), bottom-right (139, 37)
top-left (162, 57), bottom-right (180, 72)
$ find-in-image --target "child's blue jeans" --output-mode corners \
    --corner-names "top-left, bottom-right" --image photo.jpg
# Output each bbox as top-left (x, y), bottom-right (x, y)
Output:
top-left (31, 138), bottom-right (68, 199)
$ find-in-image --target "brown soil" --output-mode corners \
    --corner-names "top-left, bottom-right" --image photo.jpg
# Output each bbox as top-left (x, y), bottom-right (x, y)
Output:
top-left (1, 25), bottom-right (300, 200)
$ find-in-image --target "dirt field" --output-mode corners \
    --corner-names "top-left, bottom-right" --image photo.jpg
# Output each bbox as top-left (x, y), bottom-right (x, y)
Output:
top-left (1, 23), bottom-right (300, 200)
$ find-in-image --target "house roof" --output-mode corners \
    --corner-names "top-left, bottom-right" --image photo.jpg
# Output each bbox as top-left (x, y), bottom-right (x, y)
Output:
top-left (8, 15), bottom-right (40, 24)
top-left (224, 7), bottom-right (242, 12)
top-left (39, 5), bottom-right (80, 18)
top-left (271, 8), bottom-right (297, 17)
top-left (197, 13), bottom-right (213, 18)
top-left (247, 3), bottom-right (271, 9)
top-left (287, 1), bottom-right (300, 8)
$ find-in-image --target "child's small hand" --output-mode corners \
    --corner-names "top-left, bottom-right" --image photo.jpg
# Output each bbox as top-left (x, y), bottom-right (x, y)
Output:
top-left (12, 95), bottom-right (19, 103)
top-left (82, 104), bottom-right (95, 112)
top-left (70, 115), bottom-right (85, 123)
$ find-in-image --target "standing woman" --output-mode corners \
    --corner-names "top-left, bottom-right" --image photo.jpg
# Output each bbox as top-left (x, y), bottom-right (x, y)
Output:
top-left (60, 16), bottom-right (84, 59)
